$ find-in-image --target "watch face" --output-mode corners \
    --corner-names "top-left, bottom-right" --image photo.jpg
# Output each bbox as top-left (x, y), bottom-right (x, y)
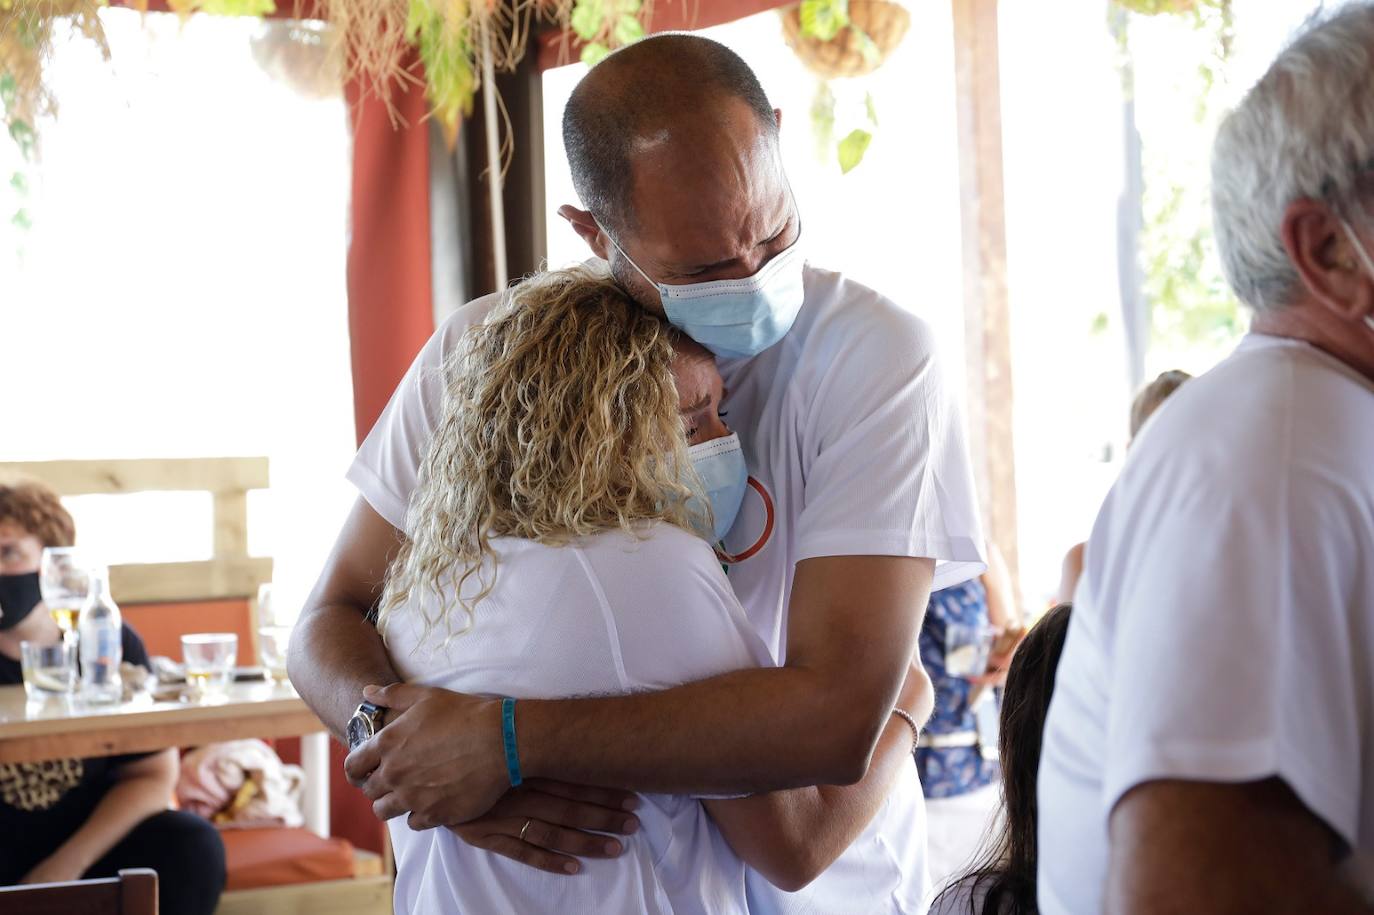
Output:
top-left (347, 714), bottom-right (371, 750)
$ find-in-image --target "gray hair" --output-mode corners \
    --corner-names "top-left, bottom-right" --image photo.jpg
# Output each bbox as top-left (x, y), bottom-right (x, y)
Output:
top-left (1211, 2), bottom-right (1374, 311)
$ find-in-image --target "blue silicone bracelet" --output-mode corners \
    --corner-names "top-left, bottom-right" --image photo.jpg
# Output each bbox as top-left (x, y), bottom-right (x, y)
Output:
top-left (502, 697), bottom-right (523, 787)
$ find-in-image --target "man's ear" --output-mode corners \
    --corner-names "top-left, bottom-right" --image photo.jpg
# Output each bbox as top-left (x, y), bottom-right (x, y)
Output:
top-left (557, 204), bottom-right (611, 261)
top-left (774, 107), bottom-right (783, 132)
top-left (1281, 198), bottom-right (1374, 322)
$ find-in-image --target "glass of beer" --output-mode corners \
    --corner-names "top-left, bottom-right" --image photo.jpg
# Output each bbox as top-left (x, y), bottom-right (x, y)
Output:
top-left (181, 633), bottom-right (238, 702)
top-left (39, 547), bottom-right (91, 640)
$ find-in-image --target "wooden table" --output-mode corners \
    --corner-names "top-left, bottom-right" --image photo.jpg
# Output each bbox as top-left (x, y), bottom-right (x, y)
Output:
top-left (0, 682), bottom-right (333, 837)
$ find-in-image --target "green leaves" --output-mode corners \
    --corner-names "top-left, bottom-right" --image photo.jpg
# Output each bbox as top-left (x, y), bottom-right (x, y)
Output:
top-left (614, 14), bottom-right (644, 45)
top-left (570, 0), bottom-right (605, 41)
top-left (581, 42), bottom-right (610, 66)
top-left (810, 81), bottom-right (836, 161)
top-left (837, 128), bottom-right (871, 174)
top-left (799, 0), bottom-right (850, 42)
top-left (571, 0), bottom-right (648, 66)
top-left (8, 119), bottom-right (35, 159)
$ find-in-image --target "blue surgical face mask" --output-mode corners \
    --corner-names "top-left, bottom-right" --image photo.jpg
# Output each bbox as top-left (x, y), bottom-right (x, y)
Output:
top-left (687, 432), bottom-right (749, 542)
top-left (601, 224), bottom-right (807, 358)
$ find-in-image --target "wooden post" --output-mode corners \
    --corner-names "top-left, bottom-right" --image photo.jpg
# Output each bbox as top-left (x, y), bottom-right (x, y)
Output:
top-left (951, 0), bottom-right (1020, 590)
top-left (465, 50), bottom-right (548, 296)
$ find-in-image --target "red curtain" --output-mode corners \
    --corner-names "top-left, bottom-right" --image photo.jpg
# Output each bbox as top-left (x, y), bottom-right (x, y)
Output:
top-left (344, 70), bottom-right (436, 442)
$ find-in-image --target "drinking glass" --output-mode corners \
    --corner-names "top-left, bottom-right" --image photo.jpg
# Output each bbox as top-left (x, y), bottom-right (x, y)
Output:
top-left (182, 633), bottom-right (238, 701)
top-left (943, 622), bottom-right (996, 678)
top-left (39, 547), bottom-right (91, 639)
top-left (21, 640), bottom-right (77, 698)
top-left (258, 625), bottom-right (291, 685)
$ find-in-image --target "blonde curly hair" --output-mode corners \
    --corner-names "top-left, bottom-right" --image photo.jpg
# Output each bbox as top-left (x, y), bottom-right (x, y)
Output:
top-left (377, 265), bottom-right (708, 648)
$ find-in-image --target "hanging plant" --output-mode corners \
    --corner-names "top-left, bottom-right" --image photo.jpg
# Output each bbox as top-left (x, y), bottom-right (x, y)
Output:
top-left (566, 0), bottom-right (646, 66)
top-left (1, 0), bottom-right (109, 230)
top-left (1113, 0), bottom-right (1197, 15)
top-left (782, 0), bottom-right (907, 174)
top-left (164, 0), bottom-right (276, 14)
top-left (781, 0), bottom-right (908, 80)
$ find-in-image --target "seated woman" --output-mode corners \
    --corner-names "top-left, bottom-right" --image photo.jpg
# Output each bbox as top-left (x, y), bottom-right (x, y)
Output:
top-left (928, 603), bottom-right (1074, 915)
top-left (0, 477), bottom-right (226, 914)
top-left (377, 266), bottom-right (928, 914)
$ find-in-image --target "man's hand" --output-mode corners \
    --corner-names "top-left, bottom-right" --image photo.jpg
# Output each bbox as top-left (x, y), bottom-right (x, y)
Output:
top-left (344, 683), bottom-right (509, 828)
top-left (448, 780), bottom-right (643, 875)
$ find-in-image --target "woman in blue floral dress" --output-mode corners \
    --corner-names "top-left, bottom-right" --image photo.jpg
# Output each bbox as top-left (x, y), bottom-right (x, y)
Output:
top-left (918, 544), bottom-right (1021, 893)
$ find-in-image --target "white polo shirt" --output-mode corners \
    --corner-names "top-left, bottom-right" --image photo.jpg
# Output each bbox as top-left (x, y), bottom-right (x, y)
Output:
top-left (1037, 335), bottom-right (1374, 913)
top-left (349, 262), bottom-right (987, 914)
top-left (382, 525), bottom-right (773, 915)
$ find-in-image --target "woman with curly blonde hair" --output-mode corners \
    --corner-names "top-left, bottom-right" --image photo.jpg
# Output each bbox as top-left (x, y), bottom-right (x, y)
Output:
top-left (374, 266), bottom-right (928, 915)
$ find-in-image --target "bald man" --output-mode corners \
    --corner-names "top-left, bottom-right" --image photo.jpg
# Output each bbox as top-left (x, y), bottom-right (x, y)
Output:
top-left (290, 35), bottom-right (986, 913)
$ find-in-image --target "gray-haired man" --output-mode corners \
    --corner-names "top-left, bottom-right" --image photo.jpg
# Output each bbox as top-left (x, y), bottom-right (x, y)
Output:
top-left (1038, 5), bottom-right (1374, 912)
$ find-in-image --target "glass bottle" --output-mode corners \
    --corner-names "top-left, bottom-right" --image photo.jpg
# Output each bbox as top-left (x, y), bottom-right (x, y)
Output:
top-left (78, 567), bottom-right (123, 705)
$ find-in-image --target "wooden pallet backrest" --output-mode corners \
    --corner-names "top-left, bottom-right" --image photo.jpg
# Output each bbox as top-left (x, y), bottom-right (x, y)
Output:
top-left (0, 457), bottom-right (273, 659)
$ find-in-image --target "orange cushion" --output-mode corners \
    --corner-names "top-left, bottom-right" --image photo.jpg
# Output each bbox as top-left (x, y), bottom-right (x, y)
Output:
top-left (221, 827), bottom-right (356, 890)
top-left (122, 599), bottom-right (255, 660)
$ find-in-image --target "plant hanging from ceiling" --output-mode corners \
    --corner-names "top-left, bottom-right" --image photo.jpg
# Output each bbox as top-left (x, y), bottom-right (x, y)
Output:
top-left (780, 0), bottom-right (909, 174)
top-left (0, 0), bottom-right (109, 230)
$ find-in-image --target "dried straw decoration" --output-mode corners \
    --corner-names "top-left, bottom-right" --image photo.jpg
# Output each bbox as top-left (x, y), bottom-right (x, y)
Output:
top-left (1, 0), bottom-right (109, 157)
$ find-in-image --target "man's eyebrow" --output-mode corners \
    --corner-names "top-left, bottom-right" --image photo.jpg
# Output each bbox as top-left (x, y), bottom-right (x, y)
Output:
top-left (665, 254), bottom-right (740, 274)
top-left (667, 212), bottom-right (792, 273)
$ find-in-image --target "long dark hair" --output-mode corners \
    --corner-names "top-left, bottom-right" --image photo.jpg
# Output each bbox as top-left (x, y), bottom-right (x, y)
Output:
top-left (932, 603), bottom-right (1074, 915)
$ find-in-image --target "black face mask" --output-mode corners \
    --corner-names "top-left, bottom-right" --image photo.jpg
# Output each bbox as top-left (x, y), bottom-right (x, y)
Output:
top-left (0, 572), bottom-right (43, 631)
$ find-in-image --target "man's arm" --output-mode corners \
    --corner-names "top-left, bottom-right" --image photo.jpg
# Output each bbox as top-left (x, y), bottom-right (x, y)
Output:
top-left (287, 496), bottom-right (404, 742)
top-left (701, 664), bottom-right (934, 892)
top-left (1107, 778), bottom-right (1372, 914)
top-left (354, 554), bottom-right (934, 828)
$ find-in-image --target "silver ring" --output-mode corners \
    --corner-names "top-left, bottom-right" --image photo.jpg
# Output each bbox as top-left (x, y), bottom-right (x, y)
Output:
top-left (519, 819), bottom-right (532, 842)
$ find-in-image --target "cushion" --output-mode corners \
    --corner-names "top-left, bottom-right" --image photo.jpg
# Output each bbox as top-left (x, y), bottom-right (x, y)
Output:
top-left (221, 827), bottom-right (356, 891)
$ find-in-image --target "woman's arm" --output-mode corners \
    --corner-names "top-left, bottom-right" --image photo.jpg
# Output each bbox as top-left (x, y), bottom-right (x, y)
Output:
top-left (21, 749), bottom-right (178, 884)
top-left (702, 664), bottom-right (934, 892)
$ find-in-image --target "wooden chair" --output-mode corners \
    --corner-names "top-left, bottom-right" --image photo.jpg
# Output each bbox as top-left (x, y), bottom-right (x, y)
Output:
top-left (0, 868), bottom-right (159, 915)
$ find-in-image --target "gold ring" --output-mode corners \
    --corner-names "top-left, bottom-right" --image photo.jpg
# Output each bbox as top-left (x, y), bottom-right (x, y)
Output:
top-left (519, 819), bottom-right (532, 842)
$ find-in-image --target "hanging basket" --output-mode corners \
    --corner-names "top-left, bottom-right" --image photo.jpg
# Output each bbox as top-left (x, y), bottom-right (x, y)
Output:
top-left (1113, 0), bottom-right (1197, 15)
top-left (781, 0), bottom-right (911, 81)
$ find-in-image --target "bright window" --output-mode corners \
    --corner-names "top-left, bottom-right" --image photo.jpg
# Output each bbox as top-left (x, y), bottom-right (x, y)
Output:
top-left (1, 10), bottom-right (356, 623)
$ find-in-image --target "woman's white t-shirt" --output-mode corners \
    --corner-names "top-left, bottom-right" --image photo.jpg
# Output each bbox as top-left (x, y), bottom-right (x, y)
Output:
top-left (383, 523), bottom-right (774, 915)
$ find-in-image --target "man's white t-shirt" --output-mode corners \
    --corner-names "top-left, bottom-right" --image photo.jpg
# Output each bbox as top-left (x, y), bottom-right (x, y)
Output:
top-left (349, 262), bottom-right (987, 914)
top-left (1037, 335), bottom-right (1374, 914)
top-left (383, 524), bottom-right (773, 915)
